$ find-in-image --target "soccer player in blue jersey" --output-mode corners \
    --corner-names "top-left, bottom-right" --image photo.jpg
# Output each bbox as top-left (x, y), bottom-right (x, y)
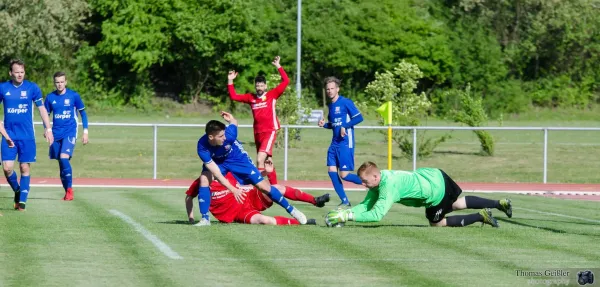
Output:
top-left (195, 111), bottom-right (307, 226)
top-left (318, 77), bottom-right (364, 207)
top-left (0, 59), bottom-right (54, 211)
top-left (44, 72), bottom-right (89, 201)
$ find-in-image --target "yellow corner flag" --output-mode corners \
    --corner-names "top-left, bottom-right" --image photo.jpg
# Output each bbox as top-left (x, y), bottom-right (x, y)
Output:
top-left (376, 101), bottom-right (393, 170)
top-left (376, 101), bottom-right (393, 125)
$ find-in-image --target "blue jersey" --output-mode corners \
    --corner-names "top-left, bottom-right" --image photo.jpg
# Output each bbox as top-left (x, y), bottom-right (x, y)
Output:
top-left (197, 124), bottom-right (250, 165)
top-left (44, 88), bottom-right (85, 140)
top-left (327, 96), bottom-right (361, 147)
top-left (0, 80), bottom-right (44, 140)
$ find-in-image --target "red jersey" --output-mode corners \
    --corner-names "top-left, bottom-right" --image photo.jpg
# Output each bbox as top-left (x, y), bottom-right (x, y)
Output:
top-left (227, 67), bottom-right (289, 134)
top-left (185, 172), bottom-right (256, 223)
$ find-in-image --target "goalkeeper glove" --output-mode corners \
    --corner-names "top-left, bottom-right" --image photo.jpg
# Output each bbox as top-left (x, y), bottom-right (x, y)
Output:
top-left (325, 208), bottom-right (354, 227)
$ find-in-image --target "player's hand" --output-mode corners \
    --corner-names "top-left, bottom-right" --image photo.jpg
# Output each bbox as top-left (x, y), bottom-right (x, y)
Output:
top-left (231, 188), bottom-right (247, 203)
top-left (340, 127), bottom-right (347, 137)
top-left (272, 56), bottom-right (281, 68)
top-left (318, 118), bottom-right (325, 127)
top-left (45, 129), bottom-right (54, 145)
top-left (5, 137), bottom-right (14, 148)
top-left (228, 70), bottom-right (238, 80)
top-left (325, 208), bottom-right (352, 227)
top-left (82, 133), bottom-right (89, 145)
top-left (264, 158), bottom-right (274, 173)
top-left (220, 111), bottom-right (235, 122)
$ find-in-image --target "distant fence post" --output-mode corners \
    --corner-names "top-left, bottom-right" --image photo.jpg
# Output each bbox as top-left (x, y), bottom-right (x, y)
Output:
top-left (284, 126), bottom-right (289, 181)
top-left (412, 128), bottom-right (417, 171)
top-left (543, 128), bottom-right (548, 184)
top-left (153, 125), bottom-right (158, 180)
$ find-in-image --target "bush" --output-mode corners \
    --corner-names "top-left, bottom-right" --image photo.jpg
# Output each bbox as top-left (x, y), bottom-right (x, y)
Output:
top-left (449, 84), bottom-right (495, 156)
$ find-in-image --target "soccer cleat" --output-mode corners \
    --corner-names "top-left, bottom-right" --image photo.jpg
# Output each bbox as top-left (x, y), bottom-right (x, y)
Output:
top-left (337, 202), bottom-right (352, 209)
top-left (498, 198), bottom-right (512, 218)
top-left (63, 188), bottom-right (74, 201)
top-left (314, 193), bottom-right (330, 208)
top-left (13, 191), bottom-right (20, 209)
top-left (479, 208), bottom-right (499, 228)
top-left (13, 202), bottom-right (19, 210)
top-left (193, 218), bottom-right (211, 226)
top-left (18, 202), bottom-right (26, 212)
top-left (290, 207), bottom-right (308, 225)
top-left (306, 219), bottom-right (317, 225)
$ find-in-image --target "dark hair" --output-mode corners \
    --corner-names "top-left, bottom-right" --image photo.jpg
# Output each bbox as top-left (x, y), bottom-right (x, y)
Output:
top-left (205, 120), bottom-right (226, 135)
top-left (324, 76), bottom-right (341, 88)
top-left (9, 59), bottom-right (25, 72)
top-left (53, 71), bottom-right (67, 79)
top-left (254, 75), bottom-right (266, 84)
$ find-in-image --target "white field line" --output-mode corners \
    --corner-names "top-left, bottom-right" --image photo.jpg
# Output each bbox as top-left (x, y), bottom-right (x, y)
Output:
top-left (188, 258), bottom-right (596, 263)
top-left (109, 209), bottom-right (183, 260)
top-left (515, 207), bottom-right (600, 224)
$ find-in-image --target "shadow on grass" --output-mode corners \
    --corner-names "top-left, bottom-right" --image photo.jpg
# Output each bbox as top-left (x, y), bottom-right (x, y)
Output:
top-left (433, 150), bottom-right (482, 156)
top-left (0, 196), bottom-right (61, 201)
top-left (498, 218), bottom-right (600, 237)
top-left (158, 219), bottom-right (229, 226)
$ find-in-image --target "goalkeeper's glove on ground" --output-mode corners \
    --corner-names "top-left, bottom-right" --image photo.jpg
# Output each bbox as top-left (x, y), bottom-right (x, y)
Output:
top-left (325, 208), bottom-right (354, 227)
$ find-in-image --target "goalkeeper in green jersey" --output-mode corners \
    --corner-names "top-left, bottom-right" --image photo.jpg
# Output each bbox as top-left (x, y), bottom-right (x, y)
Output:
top-left (325, 161), bottom-right (512, 228)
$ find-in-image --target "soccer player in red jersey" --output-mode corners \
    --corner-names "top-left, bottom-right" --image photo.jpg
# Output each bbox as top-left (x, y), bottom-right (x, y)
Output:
top-left (185, 162), bottom-right (330, 226)
top-left (227, 56), bottom-right (289, 184)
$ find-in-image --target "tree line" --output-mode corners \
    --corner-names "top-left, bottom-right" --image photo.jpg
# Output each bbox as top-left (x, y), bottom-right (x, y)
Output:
top-left (1, 0), bottom-right (598, 116)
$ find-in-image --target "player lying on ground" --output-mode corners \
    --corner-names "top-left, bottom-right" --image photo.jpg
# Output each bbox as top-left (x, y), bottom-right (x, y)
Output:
top-left (325, 161), bottom-right (512, 228)
top-left (227, 55), bottom-right (289, 184)
top-left (196, 111), bottom-right (308, 225)
top-left (185, 166), bottom-right (330, 226)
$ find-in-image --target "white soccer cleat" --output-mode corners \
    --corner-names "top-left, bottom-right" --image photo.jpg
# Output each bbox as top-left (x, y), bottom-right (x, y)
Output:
top-left (290, 208), bottom-right (307, 225)
top-left (193, 218), bottom-right (211, 227)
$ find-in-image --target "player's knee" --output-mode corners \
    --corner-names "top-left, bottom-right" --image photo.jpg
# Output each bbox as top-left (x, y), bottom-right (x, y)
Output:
top-left (429, 219), bottom-right (446, 227)
top-left (339, 171), bottom-right (350, 178)
top-left (19, 163), bottom-right (30, 174)
top-left (327, 166), bottom-right (337, 172)
top-left (199, 172), bottom-right (212, 186)
top-left (59, 153), bottom-right (70, 159)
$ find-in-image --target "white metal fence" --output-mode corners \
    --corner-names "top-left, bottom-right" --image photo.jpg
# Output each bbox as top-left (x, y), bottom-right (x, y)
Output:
top-left (46, 122), bottom-right (600, 183)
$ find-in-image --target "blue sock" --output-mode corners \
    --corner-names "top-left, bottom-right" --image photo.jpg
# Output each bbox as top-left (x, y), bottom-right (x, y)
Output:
top-left (267, 185), bottom-right (294, 213)
top-left (59, 159), bottom-right (73, 189)
top-left (19, 175), bottom-right (30, 203)
top-left (198, 186), bottom-right (211, 220)
top-left (342, 173), bottom-right (362, 185)
top-left (6, 171), bottom-right (20, 192)
top-left (329, 171), bottom-right (349, 204)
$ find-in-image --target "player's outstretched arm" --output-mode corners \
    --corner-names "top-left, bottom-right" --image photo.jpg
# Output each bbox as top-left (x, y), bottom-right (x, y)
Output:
top-left (37, 105), bottom-right (54, 144)
top-left (0, 122), bottom-right (14, 148)
top-left (221, 111), bottom-right (238, 126)
top-left (204, 161), bottom-right (246, 203)
top-left (227, 71), bottom-right (252, 103)
top-left (271, 56), bottom-right (290, 99)
top-left (185, 195), bottom-right (195, 223)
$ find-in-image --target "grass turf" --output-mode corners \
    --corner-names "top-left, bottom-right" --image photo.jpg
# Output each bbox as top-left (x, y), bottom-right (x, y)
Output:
top-left (0, 187), bottom-right (598, 287)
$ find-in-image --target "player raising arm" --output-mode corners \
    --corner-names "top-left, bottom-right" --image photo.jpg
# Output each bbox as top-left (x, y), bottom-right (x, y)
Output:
top-left (227, 55), bottom-right (289, 184)
top-left (318, 77), bottom-right (364, 207)
top-left (195, 111), bottom-right (307, 226)
top-left (44, 71), bottom-right (89, 201)
top-left (325, 161), bottom-right (513, 228)
top-left (0, 59), bottom-right (53, 211)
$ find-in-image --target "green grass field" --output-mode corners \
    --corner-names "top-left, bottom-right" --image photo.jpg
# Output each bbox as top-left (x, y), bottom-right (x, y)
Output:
top-left (22, 111), bottom-right (600, 183)
top-left (0, 187), bottom-right (598, 287)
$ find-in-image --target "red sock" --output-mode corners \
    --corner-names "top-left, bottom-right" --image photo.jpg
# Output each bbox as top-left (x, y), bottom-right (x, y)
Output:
top-left (283, 186), bottom-right (316, 205)
top-left (274, 216), bottom-right (300, 225)
top-left (268, 168), bottom-right (278, 184)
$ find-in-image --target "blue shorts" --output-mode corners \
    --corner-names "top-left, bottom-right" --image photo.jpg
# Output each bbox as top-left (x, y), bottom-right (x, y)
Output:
top-left (203, 155), bottom-right (264, 185)
top-left (326, 144), bottom-right (354, 171)
top-left (1, 138), bottom-right (36, 163)
top-left (49, 137), bottom-right (77, 159)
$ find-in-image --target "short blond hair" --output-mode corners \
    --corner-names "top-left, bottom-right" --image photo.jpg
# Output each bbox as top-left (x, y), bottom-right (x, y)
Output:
top-left (357, 161), bottom-right (379, 177)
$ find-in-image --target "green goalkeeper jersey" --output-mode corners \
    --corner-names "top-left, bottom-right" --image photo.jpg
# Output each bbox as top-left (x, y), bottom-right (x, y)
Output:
top-left (351, 168), bottom-right (446, 222)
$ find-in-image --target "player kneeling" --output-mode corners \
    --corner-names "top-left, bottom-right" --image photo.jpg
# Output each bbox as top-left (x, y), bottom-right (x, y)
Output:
top-left (186, 165), bottom-right (330, 226)
top-left (325, 161), bottom-right (513, 228)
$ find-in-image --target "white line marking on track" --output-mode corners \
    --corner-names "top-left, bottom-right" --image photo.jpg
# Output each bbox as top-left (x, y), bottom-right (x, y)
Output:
top-left (515, 207), bottom-right (600, 224)
top-left (109, 209), bottom-right (183, 260)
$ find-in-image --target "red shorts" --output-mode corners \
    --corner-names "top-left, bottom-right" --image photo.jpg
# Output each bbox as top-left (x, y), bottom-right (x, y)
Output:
top-left (254, 131), bottom-right (277, 156)
top-left (232, 188), bottom-right (274, 224)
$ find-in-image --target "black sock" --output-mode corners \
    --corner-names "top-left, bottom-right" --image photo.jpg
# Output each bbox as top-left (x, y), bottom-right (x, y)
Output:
top-left (465, 196), bottom-right (499, 209)
top-left (446, 213), bottom-right (483, 227)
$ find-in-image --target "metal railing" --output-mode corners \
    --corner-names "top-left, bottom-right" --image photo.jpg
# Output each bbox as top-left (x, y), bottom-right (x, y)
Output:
top-left (35, 122), bottom-right (600, 183)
